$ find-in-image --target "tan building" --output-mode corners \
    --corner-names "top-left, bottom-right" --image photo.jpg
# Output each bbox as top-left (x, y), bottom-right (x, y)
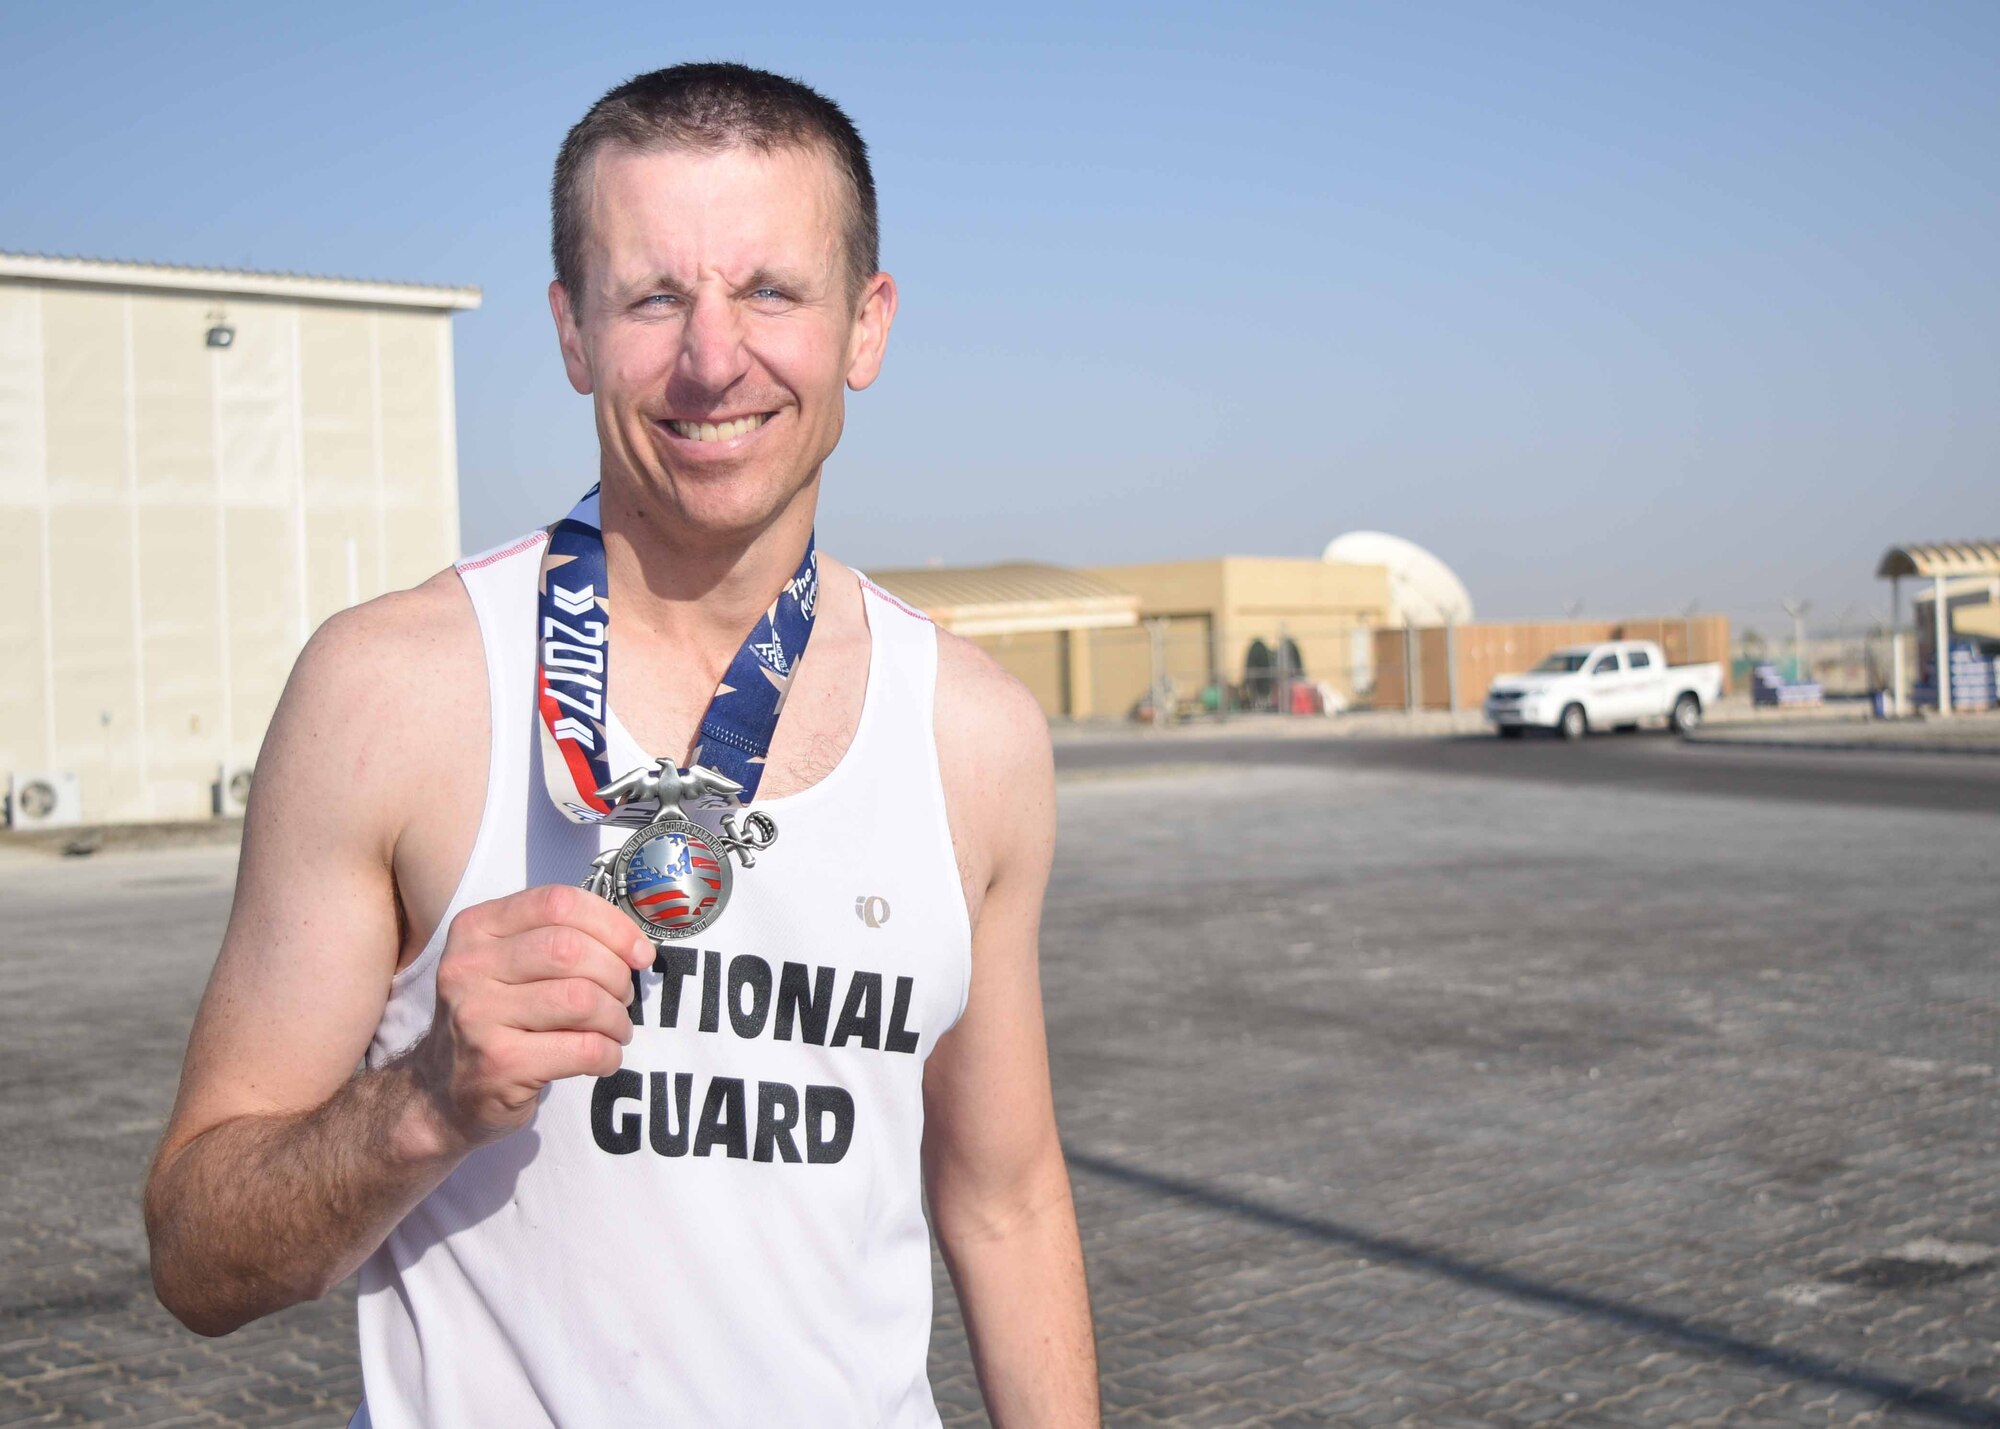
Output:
top-left (1085, 557), bottom-right (1395, 709)
top-left (870, 556), bottom-right (1396, 720)
top-left (0, 252), bottom-right (479, 825)
top-left (865, 563), bottom-right (1140, 719)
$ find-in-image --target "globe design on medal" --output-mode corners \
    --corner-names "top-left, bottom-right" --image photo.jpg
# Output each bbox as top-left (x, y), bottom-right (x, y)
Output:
top-left (622, 824), bottom-right (726, 935)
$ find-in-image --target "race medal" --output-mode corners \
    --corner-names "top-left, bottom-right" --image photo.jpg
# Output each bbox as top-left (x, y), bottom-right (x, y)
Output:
top-left (536, 486), bottom-right (815, 943)
top-left (612, 817), bottom-right (731, 940)
top-left (578, 773), bottom-right (779, 943)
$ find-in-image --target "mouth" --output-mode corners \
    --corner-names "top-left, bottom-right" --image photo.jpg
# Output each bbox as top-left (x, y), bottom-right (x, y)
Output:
top-left (660, 411), bottom-right (776, 444)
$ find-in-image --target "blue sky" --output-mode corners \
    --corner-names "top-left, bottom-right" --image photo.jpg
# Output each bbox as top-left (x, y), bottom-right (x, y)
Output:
top-left (4, 1), bottom-right (1995, 634)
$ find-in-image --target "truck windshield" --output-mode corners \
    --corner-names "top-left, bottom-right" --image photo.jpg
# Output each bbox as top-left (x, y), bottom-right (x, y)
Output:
top-left (1532, 652), bottom-right (1590, 673)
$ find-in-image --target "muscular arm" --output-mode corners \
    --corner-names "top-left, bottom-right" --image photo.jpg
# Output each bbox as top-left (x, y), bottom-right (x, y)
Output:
top-left (144, 579), bottom-right (648, 1336)
top-left (924, 636), bottom-right (1100, 1427)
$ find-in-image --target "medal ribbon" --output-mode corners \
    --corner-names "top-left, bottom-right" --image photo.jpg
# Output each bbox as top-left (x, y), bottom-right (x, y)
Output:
top-left (535, 486), bottom-right (818, 823)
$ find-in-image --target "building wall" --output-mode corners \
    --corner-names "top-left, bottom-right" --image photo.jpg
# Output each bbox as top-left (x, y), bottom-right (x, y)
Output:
top-left (1912, 580), bottom-right (2000, 647)
top-left (1085, 557), bottom-right (1393, 713)
top-left (0, 278), bottom-right (462, 822)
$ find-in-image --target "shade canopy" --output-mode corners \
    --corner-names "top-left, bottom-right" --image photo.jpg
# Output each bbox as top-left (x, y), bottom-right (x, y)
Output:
top-left (1876, 541), bottom-right (2000, 580)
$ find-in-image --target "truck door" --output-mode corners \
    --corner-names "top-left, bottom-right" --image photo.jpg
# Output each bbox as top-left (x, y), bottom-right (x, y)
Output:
top-left (1623, 645), bottom-right (1663, 720)
top-left (1588, 650), bottom-right (1627, 723)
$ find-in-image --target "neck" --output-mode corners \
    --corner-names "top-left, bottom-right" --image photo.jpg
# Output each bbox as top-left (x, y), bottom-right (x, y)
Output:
top-left (595, 473), bottom-right (818, 663)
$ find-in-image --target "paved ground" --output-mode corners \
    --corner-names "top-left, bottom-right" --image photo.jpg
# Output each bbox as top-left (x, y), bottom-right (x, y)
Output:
top-left (3, 738), bottom-right (1996, 1426)
top-left (1688, 711), bottom-right (2000, 756)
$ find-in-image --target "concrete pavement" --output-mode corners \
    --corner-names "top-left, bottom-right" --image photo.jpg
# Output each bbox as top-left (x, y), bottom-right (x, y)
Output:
top-left (3, 743), bottom-right (1996, 1426)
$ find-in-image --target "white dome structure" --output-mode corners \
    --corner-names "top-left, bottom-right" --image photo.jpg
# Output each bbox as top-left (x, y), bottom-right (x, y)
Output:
top-left (1322, 531), bottom-right (1474, 627)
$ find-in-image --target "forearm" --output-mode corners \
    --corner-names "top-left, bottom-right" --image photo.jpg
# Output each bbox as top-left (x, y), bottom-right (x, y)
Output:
top-left (145, 1053), bottom-right (467, 1336)
top-left (937, 1163), bottom-right (1100, 1429)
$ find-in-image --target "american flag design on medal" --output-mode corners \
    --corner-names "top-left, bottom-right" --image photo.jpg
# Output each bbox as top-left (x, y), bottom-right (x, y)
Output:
top-left (612, 818), bottom-right (734, 939)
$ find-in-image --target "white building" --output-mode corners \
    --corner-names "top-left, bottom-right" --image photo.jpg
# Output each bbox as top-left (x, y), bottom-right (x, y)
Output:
top-left (0, 252), bottom-right (480, 825)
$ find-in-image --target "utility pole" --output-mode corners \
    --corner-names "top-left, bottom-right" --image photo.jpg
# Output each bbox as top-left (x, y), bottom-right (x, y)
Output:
top-left (1146, 618), bottom-right (1170, 727)
top-left (1933, 572), bottom-right (1952, 717)
top-left (1275, 620), bottom-right (1292, 714)
top-left (1782, 599), bottom-right (1811, 684)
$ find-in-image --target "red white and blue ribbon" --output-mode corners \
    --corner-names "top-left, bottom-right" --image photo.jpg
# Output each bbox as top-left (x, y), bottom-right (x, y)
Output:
top-left (536, 486), bottom-right (818, 822)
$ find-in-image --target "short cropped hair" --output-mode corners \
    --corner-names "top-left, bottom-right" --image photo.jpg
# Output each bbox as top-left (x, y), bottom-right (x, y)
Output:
top-left (552, 62), bottom-right (880, 305)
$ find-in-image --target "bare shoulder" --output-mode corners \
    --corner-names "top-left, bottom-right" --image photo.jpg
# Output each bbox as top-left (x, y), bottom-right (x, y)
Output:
top-left (295, 566), bottom-right (477, 694)
top-left (253, 567), bottom-right (482, 856)
top-left (933, 630), bottom-right (1053, 779)
top-left (931, 629), bottom-right (1055, 911)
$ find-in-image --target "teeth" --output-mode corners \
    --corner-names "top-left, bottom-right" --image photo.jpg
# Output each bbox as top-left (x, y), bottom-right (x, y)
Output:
top-left (669, 413), bottom-right (768, 442)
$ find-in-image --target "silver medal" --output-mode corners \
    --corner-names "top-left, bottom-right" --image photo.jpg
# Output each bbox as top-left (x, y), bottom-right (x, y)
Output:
top-left (580, 760), bottom-right (777, 942)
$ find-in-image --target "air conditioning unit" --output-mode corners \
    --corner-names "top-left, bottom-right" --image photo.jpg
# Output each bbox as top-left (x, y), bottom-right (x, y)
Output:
top-left (214, 762), bottom-right (255, 817)
top-left (7, 771), bottom-right (82, 829)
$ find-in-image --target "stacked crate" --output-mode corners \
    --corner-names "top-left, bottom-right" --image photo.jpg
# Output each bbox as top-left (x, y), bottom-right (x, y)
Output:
top-left (1911, 642), bottom-right (2000, 711)
top-left (1751, 664), bottom-right (1824, 707)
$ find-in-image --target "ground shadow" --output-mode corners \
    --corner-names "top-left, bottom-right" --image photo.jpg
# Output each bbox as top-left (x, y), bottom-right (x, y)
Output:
top-left (1065, 1148), bottom-right (1999, 1427)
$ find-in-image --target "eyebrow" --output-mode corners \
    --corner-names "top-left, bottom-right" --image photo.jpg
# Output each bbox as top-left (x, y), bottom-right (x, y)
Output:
top-left (737, 267), bottom-right (819, 296)
top-left (606, 266), bottom-right (822, 305)
top-left (610, 271), bottom-right (690, 302)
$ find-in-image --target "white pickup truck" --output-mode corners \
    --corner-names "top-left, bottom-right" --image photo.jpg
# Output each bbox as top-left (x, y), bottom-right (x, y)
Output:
top-left (1484, 640), bottom-right (1724, 740)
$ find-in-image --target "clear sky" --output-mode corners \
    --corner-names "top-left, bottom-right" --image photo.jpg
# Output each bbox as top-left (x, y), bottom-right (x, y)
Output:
top-left (4, 0), bottom-right (1995, 636)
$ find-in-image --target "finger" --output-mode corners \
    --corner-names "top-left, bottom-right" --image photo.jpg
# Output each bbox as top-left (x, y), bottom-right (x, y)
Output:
top-left (480, 884), bottom-right (653, 967)
top-left (492, 978), bottom-right (636, 1043)
top-left (487, 926), bottom-right (638, 1004)
top-left (495, 1027), bottom-right (628, 1087)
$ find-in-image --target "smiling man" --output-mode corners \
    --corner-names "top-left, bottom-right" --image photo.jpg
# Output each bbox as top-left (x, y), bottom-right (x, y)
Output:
top-left (144, 63), bottom-right (1099, 1427)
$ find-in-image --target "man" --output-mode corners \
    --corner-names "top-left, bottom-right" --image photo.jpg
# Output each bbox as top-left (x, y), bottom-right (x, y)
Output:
top-left (145, 63), bottom-right (1099, 1427)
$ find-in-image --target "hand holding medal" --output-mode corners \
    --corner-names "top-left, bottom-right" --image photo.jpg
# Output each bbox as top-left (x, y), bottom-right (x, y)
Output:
top-left (536, 487), bottom-right (816, 944)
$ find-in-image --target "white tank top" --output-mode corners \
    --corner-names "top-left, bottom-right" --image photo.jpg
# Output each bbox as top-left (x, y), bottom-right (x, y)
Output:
top-left (350, 531), bottom-right (971, 1429)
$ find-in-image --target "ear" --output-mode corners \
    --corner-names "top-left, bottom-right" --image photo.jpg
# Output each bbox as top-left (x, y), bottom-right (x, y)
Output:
top-left (844, 271), bottom-right (899, 392)
top-left (548, 280), bottom-right (594, 396)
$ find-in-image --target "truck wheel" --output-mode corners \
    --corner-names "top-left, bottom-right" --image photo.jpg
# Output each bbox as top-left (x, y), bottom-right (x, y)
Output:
top-left (1497, 725), bottom-right (1524, 739)
top-left (1558, 703), bottom-right (1588, 741)
top-left (1670, 692), bottom-right (1702, 736)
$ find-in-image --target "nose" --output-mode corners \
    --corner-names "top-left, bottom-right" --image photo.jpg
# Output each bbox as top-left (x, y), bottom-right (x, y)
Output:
top-left (678, 290), bottom-right (751, 394)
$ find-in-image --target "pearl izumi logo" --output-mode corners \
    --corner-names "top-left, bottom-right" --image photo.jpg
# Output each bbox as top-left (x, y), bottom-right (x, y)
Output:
top-left (854, 894), bottom-right (891, 929)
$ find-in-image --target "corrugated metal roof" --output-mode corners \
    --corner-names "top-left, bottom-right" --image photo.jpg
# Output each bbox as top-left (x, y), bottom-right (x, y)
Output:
top-left (866, 563), bottom-right (1139, 636)
top-left (869, 563), bottom-right (1129, 609)
top-left (1877, 541), bottom-right (2000, 579)
top-left (0, 250), bottom-right (481, 311)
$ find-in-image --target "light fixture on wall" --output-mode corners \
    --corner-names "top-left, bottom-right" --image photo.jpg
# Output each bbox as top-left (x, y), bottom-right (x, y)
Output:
top-left (205, 324), bottom-right (235, 349)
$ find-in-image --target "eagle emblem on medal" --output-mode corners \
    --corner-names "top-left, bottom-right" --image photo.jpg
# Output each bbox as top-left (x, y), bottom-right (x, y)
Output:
top-left (580, 761), bottom-right (777, 942)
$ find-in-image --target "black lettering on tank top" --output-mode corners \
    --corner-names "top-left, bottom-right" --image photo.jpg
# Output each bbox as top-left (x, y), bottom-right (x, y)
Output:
top-left (754, 1081), bottom-right (803, 1163)
top-left (774, 962), bottom-right (834, 1044)
top-left (698, 949), bottom-right (723, 1033)
top-left (692, 1076), bottom-right (748, 1159)
top-left (805, 1084), bottom-right (855, 1163)
top-left (728, 955), bottom-right (773, 1039)
top-left (885, 975), bottom-right (921, 1054)
top-left (654, 945), bottom-right (699, 1028)
top-left (648, 1071), bottom-right (693, 1156)
top-left (830, 971), bottom-right (882, 1049)
top-left (590, 1069), bottom-right (642, 1155)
